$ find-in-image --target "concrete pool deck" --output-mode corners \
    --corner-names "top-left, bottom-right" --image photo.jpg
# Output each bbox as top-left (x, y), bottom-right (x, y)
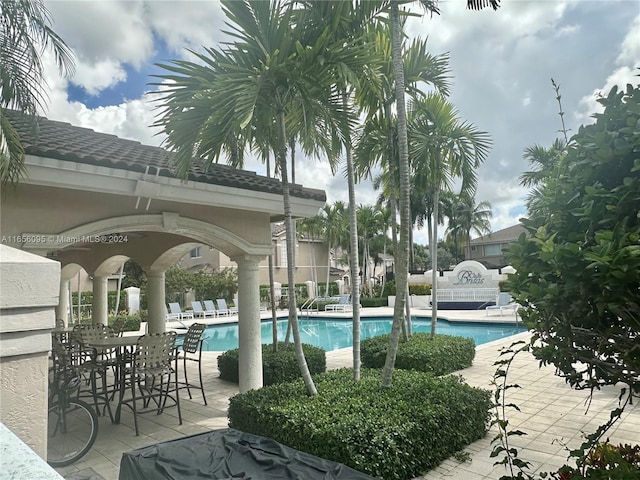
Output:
top-left (54, 307), bottom-right (639, 480)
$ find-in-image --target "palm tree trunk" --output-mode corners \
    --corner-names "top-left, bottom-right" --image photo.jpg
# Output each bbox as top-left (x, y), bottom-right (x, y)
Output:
top-left (430, 182), bottom-right (440, 338)
top-left (343, 93), bottom-right (361, 381)
top-left (384, 103), bottom-right (406, 340)
top-left (277, 109), bottom-right (316, 395)
top-left (382, 0), bottom-right (410, 387)
top-left (268, 254), bottom-right (278, 352)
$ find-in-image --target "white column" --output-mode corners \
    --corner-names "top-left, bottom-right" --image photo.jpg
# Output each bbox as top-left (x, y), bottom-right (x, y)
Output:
top-left (233, 255), bottom-right (264, 392)
top-left (92, 274), bottom-right (108, 325)
top-left (56, 279), bottom-right (70, 325)
top-left (146, 269), bottom-right (166, 334)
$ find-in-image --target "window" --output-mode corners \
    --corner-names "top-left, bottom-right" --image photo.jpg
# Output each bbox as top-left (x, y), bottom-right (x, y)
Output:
top-left (190, 247), bottom-right (201, 259)
top-left (484, 244), bottom-right (502, 256)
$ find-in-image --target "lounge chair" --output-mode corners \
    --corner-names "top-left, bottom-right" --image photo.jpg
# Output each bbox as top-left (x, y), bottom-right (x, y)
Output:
top-left (217, 298), bottom-right (238, 315)
top-left (191, 301), bottom-right (217, 318)
top-left (325, 294), bottom-right (352, 312)
top-left (203, 300), bottom-right (224, 317)
top-left (485, 293), bottom-right (519, 317)
top-left (168, 302), bottom-right (194, 320)
top-left (165, 305), bottom-right (181, 322)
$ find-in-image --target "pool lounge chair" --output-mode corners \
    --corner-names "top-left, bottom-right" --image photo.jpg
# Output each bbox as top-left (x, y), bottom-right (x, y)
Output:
top-left (168, 302), bottom-right (194, 320)
top-left (203, 300), bottom-right (224, 317)
top-left (325, 295), bottom-right (352, 312)
top-left (191, 301), bottom-right (217, 318)
top-left (485, 293), bottom-right (519, 317)
top-left (217, 298), bottom-right (238, 315)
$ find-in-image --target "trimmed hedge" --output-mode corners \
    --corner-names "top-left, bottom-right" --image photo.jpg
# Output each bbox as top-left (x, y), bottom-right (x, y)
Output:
top-left (107, 314), bottom-right (141, 332)
top-left (228, 368), bottom-right (492, 480)
top-left (361, 333), bottom-right (476, 375)
top-left (218, 342), bottom-right (326, 385)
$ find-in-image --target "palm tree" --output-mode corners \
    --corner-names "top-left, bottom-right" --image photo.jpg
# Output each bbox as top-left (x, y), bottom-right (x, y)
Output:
top-left (445, 193), bottom-right (492, 261)
top-left (152, 0), bottom-right (358, 396)
top-left (357, 204), bottom-right (385, 296)
top-left (409, 93), bottom-right (491, 338)
top-left (519, 139), bottom-right (568, 216)
top-left (1, 0), bottom-right (75, 188)
top-left (318, 202), bottom-right (349, 299)
top-left (377, 0), bottom-right (500, 386)
top-left (291, 1), bottom-right (386, 381)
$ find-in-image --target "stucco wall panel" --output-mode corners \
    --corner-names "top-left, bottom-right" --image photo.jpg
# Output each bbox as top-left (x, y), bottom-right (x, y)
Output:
top-left (0, 353), bottom-right (49, 457)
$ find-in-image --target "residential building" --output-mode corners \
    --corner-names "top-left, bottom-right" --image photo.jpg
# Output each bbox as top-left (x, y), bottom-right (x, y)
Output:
top-left (179, 222), bottom-right (348, 290)
top-left (467, 224), bottom-right (528, 268)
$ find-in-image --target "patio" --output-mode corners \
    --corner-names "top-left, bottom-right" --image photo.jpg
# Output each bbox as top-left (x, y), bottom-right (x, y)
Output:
top-left (53, 308), bottom-right (640, 480)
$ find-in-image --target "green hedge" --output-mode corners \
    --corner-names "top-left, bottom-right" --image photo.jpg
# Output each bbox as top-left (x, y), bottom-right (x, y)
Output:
top-left (79, 314), bottom-right (141, 332)
top-left (218, 342), bottom-right (326, 385)
top-left (361, 333), bottom-right (476, 375)
top-left (360, 297), bottom-right (388, 307)
top-left (228, 368), bottom-right (491, 480)
top-left (107, 314), bottom-right (141, 332)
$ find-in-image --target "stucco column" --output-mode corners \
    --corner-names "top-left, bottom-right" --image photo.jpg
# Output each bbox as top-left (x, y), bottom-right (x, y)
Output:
top-left (232, 255), bottom-right (264, 392)
top-left (56, 279), bottom-right (70, 325)
top-left (92, 274), bottom-right (108, 325)
top-left (146, 269), bottom-right (166, 334)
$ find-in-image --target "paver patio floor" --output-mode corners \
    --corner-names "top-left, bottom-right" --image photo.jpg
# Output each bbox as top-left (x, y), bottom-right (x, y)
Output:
top-left (54, 308), bottom-right (639, 480)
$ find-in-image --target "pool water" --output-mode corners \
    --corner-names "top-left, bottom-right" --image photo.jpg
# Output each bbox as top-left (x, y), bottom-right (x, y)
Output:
top-left (198, 317), bottom-right (527, 352)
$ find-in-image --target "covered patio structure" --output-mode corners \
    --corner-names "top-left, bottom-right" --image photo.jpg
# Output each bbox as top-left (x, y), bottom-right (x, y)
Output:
top-left (1, 111), bottom-right (326, 394)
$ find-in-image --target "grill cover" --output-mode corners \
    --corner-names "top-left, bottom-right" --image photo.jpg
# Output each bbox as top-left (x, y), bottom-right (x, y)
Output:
top-left (119, 428), bottom-right (378, 480)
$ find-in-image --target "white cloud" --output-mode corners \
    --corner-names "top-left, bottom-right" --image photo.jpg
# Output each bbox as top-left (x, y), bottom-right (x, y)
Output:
top-left (46, 1), bottom-right (155, 68)
top-left (70, 59), bottom-right (127, 95)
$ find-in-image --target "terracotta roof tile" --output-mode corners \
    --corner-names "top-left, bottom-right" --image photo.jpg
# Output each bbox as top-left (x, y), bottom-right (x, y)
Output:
top-left (8, 110), bottom-right (326, 202)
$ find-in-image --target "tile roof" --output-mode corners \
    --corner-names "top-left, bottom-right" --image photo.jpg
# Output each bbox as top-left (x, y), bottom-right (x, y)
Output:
top-left (7, 110), bottom-right (326, 202)
top-left (470, 223), bottom-right (527, 244)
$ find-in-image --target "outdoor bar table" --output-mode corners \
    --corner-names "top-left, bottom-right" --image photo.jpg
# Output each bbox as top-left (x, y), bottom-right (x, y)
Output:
top-left (84, 335), bottom-right (143, 423)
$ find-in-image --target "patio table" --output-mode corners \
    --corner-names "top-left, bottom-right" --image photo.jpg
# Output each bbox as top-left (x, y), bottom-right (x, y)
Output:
top-left (84, 335), bottom-right (144, 423)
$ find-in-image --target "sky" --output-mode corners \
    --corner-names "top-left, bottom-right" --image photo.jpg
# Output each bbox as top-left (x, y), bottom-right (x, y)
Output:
top-left (37, 0), bottom-right (640, 245)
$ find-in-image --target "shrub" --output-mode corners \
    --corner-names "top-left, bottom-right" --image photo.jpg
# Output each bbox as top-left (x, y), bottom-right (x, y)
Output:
top-left (360, 333), bottom-right (475, 375)
top-left (385, 281), bottom-right (432, 296)
top-left (218, 342), bottom-right (326, 385)
top-left (360, 297), bottom-right (388, 307)
top-left (228, 368), bottom-right (492, 480)
top-left (409, 283), bottom-right (432, 295)
top-left (107, 314), bottom-right (141, 332)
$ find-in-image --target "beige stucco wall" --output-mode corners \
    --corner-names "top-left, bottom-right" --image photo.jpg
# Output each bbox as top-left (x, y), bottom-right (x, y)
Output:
top-left (1, 184), bottom-right (273, 257)
top-left (0, 245), bottom-right (60, 458)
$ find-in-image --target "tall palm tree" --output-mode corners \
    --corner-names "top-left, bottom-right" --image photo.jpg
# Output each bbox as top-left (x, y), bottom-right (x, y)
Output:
top-left (318, 202), bottom-right (349, 298)
top-left (410, 93), bottom-right (491, 338)
top-left (1, 0), bottom-right (75, 188)
top-left (379, 0), bottom-right (500, 386)
top-left (357, 204), bottom-right (385, 296)
top-left (519, 138), bottom-right (568, 216)
top-left (445, 193), bottom-right (492, 260)
top-left (152, 0), bottom-right (357, 396)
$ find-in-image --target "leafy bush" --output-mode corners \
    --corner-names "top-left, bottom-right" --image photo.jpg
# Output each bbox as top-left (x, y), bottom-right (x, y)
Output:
top-left (228, 368), bottom-right (492, 480)
top-left (409, 283), bottom-right (432, 295)
top-left (360, 296), bottom-right (388, 307)
top-left (385, 281), bottom-right (432, 296)
top-left (360, 333), bottom-right (475, 375)
top-left (218, 342), bottom-right (326, 385)
top-left (558, 442), bottom-right (640, 479)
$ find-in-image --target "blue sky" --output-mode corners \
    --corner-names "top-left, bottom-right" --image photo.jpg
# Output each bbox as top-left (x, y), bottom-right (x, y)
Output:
top-left (40, 0), bottom-right (640, 245)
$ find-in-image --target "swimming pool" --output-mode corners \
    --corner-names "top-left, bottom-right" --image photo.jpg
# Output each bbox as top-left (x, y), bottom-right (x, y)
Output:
top-left (197, 317), bottom-right (527, 352)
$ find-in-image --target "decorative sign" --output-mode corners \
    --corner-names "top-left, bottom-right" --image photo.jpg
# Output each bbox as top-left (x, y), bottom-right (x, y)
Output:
top-left (450, 261), bottom-right (489, 288)
top-left (453, 269), bottom-right (485, 286)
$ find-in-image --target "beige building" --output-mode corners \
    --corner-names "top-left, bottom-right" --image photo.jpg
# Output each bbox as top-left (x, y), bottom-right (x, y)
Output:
top-left (179, 223), bottom-right (347, 289)
top-left (468, 224), bottom-right (527, 268)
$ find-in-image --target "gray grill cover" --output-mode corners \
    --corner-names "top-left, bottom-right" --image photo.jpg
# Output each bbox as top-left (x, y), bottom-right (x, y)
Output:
top-left (119, 428), bottom-right (378, 480)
